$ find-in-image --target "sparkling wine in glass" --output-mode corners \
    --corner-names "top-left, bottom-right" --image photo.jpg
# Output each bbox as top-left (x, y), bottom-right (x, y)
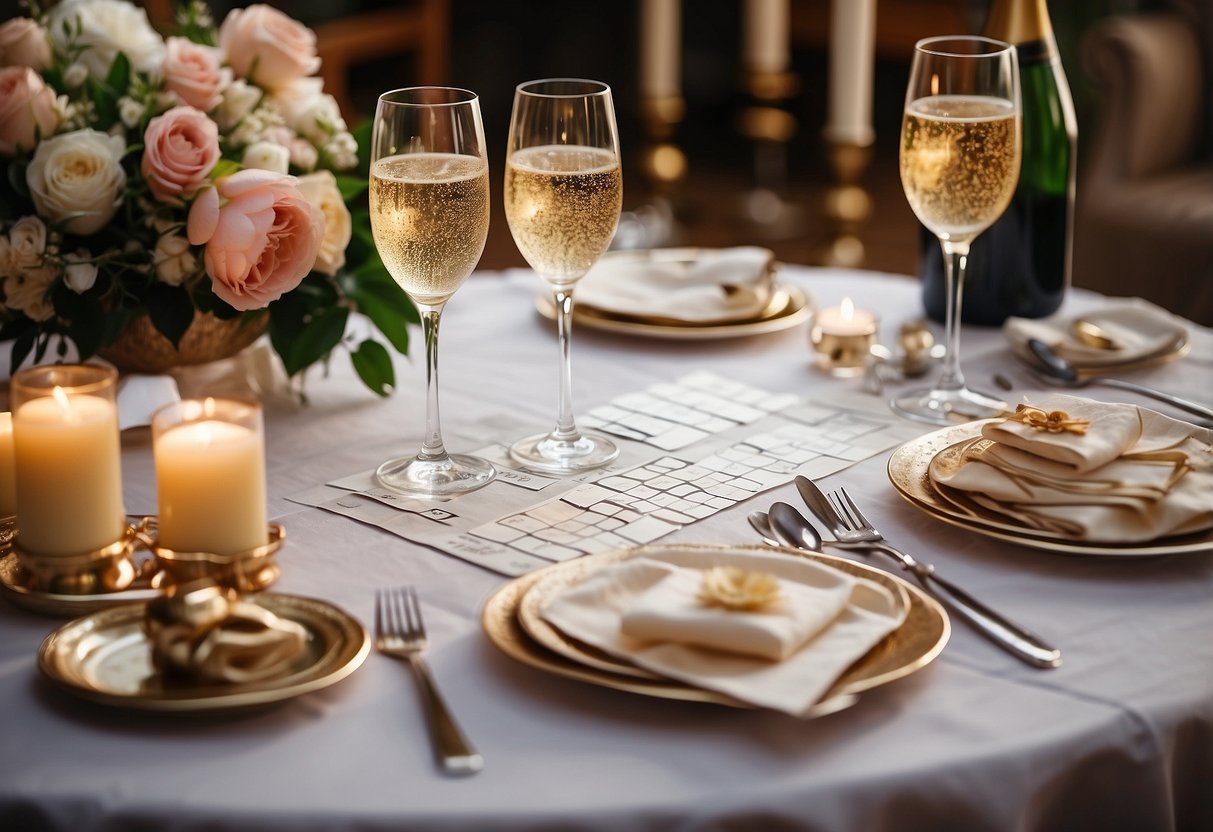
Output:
top-left (504, 78), bottom-right (623, 473)
top-left (895, 36), bottom-right (1022, 424)
top-left (369, 87), bottom-right (495, 496)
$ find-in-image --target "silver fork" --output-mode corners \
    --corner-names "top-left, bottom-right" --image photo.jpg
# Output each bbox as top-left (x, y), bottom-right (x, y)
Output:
top-left (796, 477), bottom-right (1061, 669)
top-left (375, 587), bottom-right (484, 775)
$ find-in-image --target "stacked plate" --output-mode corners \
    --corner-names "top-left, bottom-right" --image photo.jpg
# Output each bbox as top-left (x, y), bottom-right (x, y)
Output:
top-left (888, 422), bottom-right (1213, 556)
top-left (535, 248), bottom-right (812, 340)
top-left (481, 543), bottom-right (949, 715)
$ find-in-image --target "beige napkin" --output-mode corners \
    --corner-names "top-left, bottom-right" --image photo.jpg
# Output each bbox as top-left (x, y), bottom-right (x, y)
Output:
top-left (541, 548), bottom-right (905, 717)
top-left (576, 247), bottom-right (776, 323)
top-left (1004, 298), bottom-right (1186, 369)
top-left (933, 394), bottom-right (1213, 541)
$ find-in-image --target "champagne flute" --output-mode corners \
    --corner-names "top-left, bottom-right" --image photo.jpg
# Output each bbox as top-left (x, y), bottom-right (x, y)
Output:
top-left (369, 87), bottom-right (495, 496)
top-left (895, 36), bottom-right (1022, 424)
top-left (504, 78), bottom-right (623, 473)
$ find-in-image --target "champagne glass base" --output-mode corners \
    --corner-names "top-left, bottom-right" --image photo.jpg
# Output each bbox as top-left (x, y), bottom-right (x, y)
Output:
top-left (509, 431), bottom-right (619, 474)
top-left (375, 454), bottom-right (496, 498)
top-left (891, 386), bottom-right (1007, 426)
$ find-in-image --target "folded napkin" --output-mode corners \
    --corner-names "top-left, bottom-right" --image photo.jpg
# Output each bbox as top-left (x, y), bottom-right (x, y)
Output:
top-left (541, 549), bottom-right (905, 717)
top-left (933, 394), bottom-right (1213, 541)
top-left (576, 247), bottom-right (776, 323)
top-left (1004, 298), bottom-right (1186, 369)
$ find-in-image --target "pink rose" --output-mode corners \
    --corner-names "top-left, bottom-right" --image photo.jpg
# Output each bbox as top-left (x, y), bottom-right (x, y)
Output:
top-left (142, 106), bottom-right (221, 203)
top-left (187, 170), bottom-right (325, 311)
top-left (218, 5), bottom-right (320, 92)
top-left (163, 37), bottom-right (232, 113)
top-left (0, 18), bottom-right (52, 71)
top-left (0, 66), bottom-right (59, 156)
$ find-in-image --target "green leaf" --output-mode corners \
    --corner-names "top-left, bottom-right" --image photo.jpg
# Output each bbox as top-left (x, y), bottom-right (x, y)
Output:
top-left (104, 51), bottom-right (130, 98)
top-left (334, 173), bottom-right (367, 201)
top-left (347, 285), bottom-right (411, 354)
top-left (351, 119), bottom-right (373, 177)
top-left (209, 159), bottom-right (241, 181)
top-left (147, 283), bottom-right (197, 348)
top-left (271, 304), bottom-right (348, 377)
top-left (7, 159), bottom-right (30, 199)
top-left (88, 77), bottom-right (118, 126)
top-left (349, 338), bottom-right (394, 396)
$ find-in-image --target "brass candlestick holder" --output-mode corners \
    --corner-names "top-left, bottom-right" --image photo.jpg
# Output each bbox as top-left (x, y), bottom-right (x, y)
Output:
top-left (737, 68), bottom-right (802, 238)
top-left (139, 518), bottom-right (284, 594)
top-left (811, 139), bottom-right (873, 268)
top-left (617, 94), bottom-right (686, 250)
top-left (9, 521), bottom-right (141, 595)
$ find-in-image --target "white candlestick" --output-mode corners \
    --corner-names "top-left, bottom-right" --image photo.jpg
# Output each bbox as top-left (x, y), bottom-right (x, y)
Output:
top-left (0, 413), bottom-right (15, 517)
top-left (744, 0), bottom-right (790, 74)
top-left (154, 403), bottom-right (267, 555)
top-left (826, 0), bottom-right (876, 146)
top-left (13, 391), bottom-right (125, 555)
top-left (641, 0), bottom-right (681, 99)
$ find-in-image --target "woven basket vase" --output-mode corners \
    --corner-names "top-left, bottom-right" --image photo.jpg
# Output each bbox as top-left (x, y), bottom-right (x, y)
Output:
top-left (98, 312), bottom-right (269, 375)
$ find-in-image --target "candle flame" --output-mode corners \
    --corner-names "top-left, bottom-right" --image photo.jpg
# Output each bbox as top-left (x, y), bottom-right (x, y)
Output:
top-left (841, 297), bottom-right (855, 321)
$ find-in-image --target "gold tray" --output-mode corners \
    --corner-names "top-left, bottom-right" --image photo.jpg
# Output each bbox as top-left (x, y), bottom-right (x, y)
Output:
top-left (536, 284), bottom-right (812, 340)
top-left (39, 593), bottom-right (369, 711)
top-left (0, 551), bottom-right (161, 616)
top-left (887, 422), bottom-right (1213, 556)
top-left (484, 544), bottom-right (949, 713)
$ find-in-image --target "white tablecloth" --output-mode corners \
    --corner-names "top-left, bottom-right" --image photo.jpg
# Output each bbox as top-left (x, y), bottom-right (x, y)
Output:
top-left (2, 266), bottom-right (1212, 832)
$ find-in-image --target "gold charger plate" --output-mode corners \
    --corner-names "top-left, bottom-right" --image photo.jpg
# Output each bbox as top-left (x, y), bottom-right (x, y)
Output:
top-left (484, 543), bottom-right (949, 713)
top-left (887, 422), bottom-right (1213, 556)
top-left (0, 551), bottom-right (162, 617)
top-left (39, 593), bottom-right (369, 711)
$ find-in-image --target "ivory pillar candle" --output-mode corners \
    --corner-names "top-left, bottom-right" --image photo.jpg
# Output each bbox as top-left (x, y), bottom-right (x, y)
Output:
top-left (11, 365), bottom-right (125, 555)
top-left (0, 413), bottom-right (16, 517)
top-left (826, 0), bottom-right (876, 146)
top-left (153, 398), bottom-right (267, 555)
top-left (744, 0), bottom-right (790, 74)
top-left (641, 0), bottom-right (681, 99)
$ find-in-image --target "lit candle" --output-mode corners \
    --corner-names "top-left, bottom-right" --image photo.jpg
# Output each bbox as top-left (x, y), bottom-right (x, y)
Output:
top-left (153, 398), bottom-right (267, 555)
top-left (0, 413), bottom-right (15, 517)
top-left (641, 0), bottom-right (681, 99)
top-left (12, 370), bottom-right (125, 555)
top-left (810, 297), bottom-right (879, 376)
top-left (826, 0), bottom-right (876, 146)
top-left (744, 0), bottom-right (790, 74)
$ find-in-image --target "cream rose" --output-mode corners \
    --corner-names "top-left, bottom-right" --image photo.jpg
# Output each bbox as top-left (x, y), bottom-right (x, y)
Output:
top-left (0, 18), bottom-right (52, 71)
top-left (219, 5), bottom-right (320, 92)
top-left (153, 232), bottom-right (196, 286)
top-left (4, 267), bottom-right (56, 321)
top-left (0, 67), bottom-right (60, 156)
top-left (296, 171), bottom-right (351, 277)
top-left (8, 215), bottom-right (48, 269)
top-left (49, 0), bottom-right (165, 79)
top-left (163, 37), bottom-right (231, 113)
top-left (26, 129), bottom-right (127, 236)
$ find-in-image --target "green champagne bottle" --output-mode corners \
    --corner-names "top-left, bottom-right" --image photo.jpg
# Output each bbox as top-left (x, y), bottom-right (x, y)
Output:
top-left (920, 0), bottom-right (1078, 325)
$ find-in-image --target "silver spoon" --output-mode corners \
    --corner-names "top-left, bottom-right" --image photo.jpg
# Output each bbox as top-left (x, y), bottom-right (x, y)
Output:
top-left (1026, 338), bottom-right (1213, 421)
top-left (764, 502), bottom-right (1062, 670)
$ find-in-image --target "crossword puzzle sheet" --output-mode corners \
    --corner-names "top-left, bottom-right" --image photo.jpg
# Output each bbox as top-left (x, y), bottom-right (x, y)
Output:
top-left (287, 373), bottom-right (925, 576)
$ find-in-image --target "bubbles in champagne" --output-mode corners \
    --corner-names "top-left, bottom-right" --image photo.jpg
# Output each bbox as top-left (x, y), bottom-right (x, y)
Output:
top-left (504, 145), bottom-right (622, 283)
top-left (901, 96), bottom-right (1020, 242)
top-left (370, 153), bottom-right (490, 304)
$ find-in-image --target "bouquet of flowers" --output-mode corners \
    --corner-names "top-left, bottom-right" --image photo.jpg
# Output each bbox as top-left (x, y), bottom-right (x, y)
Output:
top-left (0, 0), bottom-right (415, 396)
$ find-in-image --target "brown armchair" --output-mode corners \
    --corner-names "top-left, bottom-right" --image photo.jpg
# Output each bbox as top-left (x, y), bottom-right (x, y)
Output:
top-left (1073, 5), bottom-right (1213, 325)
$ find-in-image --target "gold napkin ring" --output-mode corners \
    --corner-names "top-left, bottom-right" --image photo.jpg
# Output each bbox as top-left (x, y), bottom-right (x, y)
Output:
top-left (697, 566), bottom-right (784, 611)
top-left (1007, 404), bottom-right (1090, 435)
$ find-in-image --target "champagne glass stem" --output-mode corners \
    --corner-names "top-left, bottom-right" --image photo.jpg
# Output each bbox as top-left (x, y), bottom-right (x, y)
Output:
top-left (417, 304), bottom-right (449, 461)
top-left (937, 239), bottom-right (970, 393)
top-left (551, 286), bottom-right (580, 442)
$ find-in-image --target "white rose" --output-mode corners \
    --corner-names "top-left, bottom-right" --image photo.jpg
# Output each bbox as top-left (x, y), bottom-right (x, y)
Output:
top-left (153, 232), bottom-right (195, 286)
top-left (26, 129), bottom-right (127, 236)
top-left (241, 140), bottom-right (290, 174)
top-left (63, 62), bottom-right (88, 89)
top-left (296, 171), bottom-right (351, 277)
top-left (49, 0), bottom-right (165, 80)
top-left (215, 79), bottom-right (261, 130)
top-left (8, 215), bottom-right (47, 267)
top-left (3, 267), bottom-right (56, 321)
top-left (272, 78), bottom-right (345, 143)
top-left (64, 250), bottom-right (98, 292)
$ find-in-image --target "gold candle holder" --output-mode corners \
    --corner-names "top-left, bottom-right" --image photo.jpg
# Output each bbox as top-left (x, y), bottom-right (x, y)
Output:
top-left (811, 139), bottom-right (873, 268)
top-left (810, 299), bottom-right (879, 377)
top-left (11, 523), bottom-right (140, 594)
top-left (640, 94), bottom-right (688, 196)
top-left (140, 518), bottom-right (284, 594)
top-left (738, 68), bottom-right (802, 237)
